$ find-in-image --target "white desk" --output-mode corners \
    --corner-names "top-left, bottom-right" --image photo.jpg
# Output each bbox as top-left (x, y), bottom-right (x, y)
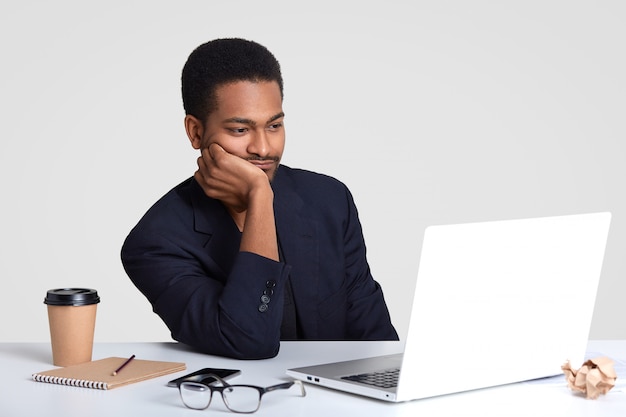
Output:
top-left (1, 340), bottom-right (624, 416)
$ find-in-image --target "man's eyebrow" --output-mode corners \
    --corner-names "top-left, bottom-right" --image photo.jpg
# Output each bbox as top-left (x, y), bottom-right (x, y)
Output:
top-left (223, 112), bottom-right (284, 127)
top-left (223, 117), bottom-right (256, 126)
top-left (268, 112), bottom-right (285, 123)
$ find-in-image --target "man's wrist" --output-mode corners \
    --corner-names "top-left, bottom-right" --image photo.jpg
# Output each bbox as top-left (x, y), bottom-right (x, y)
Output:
top-left (247, 177), bottom-right (274, 203)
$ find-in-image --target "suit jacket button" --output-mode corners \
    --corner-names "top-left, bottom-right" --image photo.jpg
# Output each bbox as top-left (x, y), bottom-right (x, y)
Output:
top-left (260, 295), bottom-right (271, 304)
top-left (258, 304), bottom-right (268, 312)
top-left (265, 280), bottom-right (277, 288)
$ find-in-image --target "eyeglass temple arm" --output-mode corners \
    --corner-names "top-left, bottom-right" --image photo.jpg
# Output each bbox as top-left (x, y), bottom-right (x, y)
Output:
top-left (198, 373), bottom-right (232, 386)
top-left (264, 380), bottom-right (306, 397)
top-left (200, 374), bottom-right (306, 397)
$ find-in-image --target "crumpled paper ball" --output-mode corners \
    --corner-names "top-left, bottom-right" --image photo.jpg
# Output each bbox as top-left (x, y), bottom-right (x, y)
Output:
top-left (561, 356), bottom-right (617, 399)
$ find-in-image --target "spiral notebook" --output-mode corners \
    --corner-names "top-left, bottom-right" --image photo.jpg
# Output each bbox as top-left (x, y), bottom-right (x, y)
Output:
top-left (32, 356), bottom-right (186, 390)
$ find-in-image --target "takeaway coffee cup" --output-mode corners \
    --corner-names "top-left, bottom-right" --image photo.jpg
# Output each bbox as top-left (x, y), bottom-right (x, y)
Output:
top-left (44, 288), bottom-right (100, 366)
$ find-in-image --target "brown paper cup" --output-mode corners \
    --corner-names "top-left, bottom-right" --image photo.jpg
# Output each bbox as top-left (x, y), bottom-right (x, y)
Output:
top-left (44, 288), bottom-right (100, 367)
top-left (47, 304), bottom-right (97, 366)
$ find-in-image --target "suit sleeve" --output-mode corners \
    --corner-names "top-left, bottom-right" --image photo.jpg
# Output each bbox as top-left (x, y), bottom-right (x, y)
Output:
top-left (121, 219), bottom-right (290, 359)
top-left (341, 187), bottom-right (399, 340)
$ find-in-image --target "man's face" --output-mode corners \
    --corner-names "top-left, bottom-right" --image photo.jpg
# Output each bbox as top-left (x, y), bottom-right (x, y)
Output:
top-left (200, 80), bottom-right (285, 181)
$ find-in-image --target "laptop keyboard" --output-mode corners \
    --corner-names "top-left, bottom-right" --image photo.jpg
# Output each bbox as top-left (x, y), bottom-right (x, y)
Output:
top-left (341, 367), bottom-right (400, 389)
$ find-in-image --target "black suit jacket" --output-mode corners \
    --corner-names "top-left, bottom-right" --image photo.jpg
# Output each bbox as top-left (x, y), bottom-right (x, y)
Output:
top-left (121, 166), bottom-right (398, 359)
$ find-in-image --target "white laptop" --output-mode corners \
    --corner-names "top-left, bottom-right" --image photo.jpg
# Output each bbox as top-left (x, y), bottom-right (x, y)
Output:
top-left (287, 212), bottom-right (612, 402)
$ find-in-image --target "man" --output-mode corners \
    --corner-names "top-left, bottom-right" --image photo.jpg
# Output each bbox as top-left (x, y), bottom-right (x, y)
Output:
top-left (121, 38), bottom-right (398, 359)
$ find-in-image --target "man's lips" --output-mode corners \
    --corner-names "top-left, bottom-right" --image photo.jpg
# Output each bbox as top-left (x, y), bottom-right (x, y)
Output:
top-left (248, 159), bottom-right (278, 171)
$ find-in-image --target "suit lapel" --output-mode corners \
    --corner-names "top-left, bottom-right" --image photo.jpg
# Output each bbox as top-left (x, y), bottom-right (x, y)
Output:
top-left (190, 179), bottom-right (241, 280)
top-left (273, 168), bottom-right (320, 338)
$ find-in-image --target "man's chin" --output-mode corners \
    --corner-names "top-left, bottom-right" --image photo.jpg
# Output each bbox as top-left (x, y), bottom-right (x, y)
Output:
top-left (266, 164), bottom-right (280, 182)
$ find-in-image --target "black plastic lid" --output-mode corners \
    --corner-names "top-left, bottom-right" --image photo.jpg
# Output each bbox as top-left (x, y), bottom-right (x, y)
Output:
top-left (44, 288), bottom-right (100, 306)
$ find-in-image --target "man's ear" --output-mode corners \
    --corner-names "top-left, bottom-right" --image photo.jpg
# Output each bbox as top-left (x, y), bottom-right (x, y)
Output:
top-left (184, 115), bottom-right (204, 150)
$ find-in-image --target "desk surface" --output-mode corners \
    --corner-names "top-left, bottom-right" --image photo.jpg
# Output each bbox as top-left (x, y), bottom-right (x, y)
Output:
top-left (1, 340), bottom-right (624, 417)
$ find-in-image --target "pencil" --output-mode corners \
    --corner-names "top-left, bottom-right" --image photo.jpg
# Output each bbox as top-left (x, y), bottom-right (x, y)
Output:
top-left (112, 354), bottom-right (136, 376)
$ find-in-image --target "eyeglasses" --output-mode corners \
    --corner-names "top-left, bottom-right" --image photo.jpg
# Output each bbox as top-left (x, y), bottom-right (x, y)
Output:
top-left (178, 373), bottom-right (306, 414)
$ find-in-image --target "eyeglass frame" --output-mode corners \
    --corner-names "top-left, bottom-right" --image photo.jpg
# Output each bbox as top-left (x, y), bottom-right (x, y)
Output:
top-left (177, 373), bottom-right (306, 414)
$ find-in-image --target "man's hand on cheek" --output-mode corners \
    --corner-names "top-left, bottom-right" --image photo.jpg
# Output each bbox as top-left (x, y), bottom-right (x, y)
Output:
top-left (194, 143), bottom-right (270, 211)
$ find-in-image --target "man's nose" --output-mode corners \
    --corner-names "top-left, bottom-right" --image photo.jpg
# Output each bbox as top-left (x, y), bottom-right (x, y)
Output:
top-left (247, 129), bottom-right (270, 157)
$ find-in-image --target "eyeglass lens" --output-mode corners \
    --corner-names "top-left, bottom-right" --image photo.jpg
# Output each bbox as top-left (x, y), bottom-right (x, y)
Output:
top-left (222, 386), bottom-right (262, 413)
top-left (179, 382), bottom-right (213, 410)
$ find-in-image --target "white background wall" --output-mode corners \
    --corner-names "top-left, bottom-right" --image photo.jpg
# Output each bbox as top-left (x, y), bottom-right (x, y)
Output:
top-left (1, 1), bottom-right (624, 343)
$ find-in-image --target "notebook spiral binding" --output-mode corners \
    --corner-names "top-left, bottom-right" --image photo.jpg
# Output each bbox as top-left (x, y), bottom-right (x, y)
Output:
top-left (32, 374), bottom-right (108, 390)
